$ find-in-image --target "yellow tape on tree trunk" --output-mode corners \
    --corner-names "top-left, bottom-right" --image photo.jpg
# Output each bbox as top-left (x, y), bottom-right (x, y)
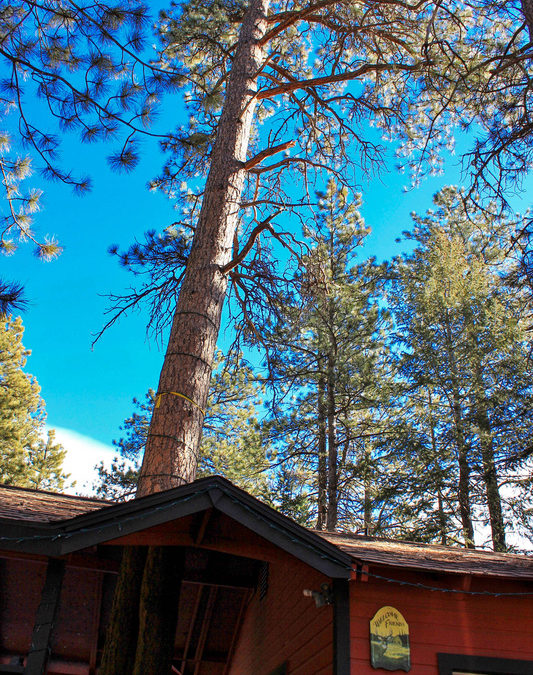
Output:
top-left (155, 391), bottom-right (206, 415)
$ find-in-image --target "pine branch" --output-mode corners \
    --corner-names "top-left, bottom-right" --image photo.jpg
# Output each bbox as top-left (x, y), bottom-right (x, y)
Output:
top-left (262, 0), bottom-right (339, 44)
top-left (257, 61), bottom-right (425, 99)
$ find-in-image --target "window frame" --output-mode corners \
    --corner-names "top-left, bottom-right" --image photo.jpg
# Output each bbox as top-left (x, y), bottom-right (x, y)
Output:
top-left (438, 653), bottom-right (533, 675)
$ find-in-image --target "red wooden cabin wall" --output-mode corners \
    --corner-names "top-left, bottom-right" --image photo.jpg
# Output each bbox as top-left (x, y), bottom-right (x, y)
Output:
top-left (349, 569), bottom-right (533, 674)
top-left (0, 556), bottom-right (106, 674)
top-left (0, 557), bottom-right (46, 658)
top-left (229, 555), bottom-right (334, 675)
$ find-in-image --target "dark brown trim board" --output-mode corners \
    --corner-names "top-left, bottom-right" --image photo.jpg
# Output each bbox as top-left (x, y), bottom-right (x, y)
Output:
top-left (25, 558), bottom-right (65, 675)
top-left (438, 653), bottom-right (533, 675)
top-left (333, 578), bottom-right (350, 675)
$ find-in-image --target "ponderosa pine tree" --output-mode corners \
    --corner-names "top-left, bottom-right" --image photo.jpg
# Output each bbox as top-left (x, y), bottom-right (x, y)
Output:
top-left (388, 186), bottom-right (533, 551)
top-left (3, 2), bottom-right (528, 670)
top-left (0, 315), bottom-right (67, 489)
top-left (2, 1), bottom-right (530, 498)
top-left (101, 2), bottom-right (533, 660)
top-left (92, 0), bottom-right (513, 499)
top-left (407, 1), bottom-right (533, 200)
top-left (259, 181), bottom-right (392, 532)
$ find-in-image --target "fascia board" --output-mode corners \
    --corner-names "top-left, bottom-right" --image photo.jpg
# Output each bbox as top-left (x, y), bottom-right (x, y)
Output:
top-left (213, 491), bottom-right (352, 578)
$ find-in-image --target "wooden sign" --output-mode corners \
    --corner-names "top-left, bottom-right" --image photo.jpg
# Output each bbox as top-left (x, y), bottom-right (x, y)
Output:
top-left (370, 606), bottom-right (411, 671)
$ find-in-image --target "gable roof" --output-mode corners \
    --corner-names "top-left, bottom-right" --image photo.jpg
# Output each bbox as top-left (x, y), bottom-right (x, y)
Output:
top-left (0, 478), bottom-right (532, 581)
top-left (0, 477), bottom-right (352, 578)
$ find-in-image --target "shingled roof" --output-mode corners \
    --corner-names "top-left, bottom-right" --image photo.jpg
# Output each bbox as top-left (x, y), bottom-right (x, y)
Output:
top-left (0, 479), bottom-right (532, 580)
top-left (318, 529), bottom-right (533, 579)
top-left (0, 483), bottom-right (111, 522)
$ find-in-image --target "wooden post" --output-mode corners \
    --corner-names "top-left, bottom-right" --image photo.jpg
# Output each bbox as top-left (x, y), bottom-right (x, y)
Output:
top-left (332, 579), bottom-right (350, 675)
top-left (25, 558), bottom-right (65, 675)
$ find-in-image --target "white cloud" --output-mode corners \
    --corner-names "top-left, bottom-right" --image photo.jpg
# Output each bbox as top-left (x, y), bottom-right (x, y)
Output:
top-left (49, 426), bottom-right (117, 496)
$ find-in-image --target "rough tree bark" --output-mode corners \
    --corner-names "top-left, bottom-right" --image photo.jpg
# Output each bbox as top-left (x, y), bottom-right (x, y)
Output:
top-left (326, 327), bottom-right (338, 531)
top-left (444, 315), bottom-right (475, 548)
top-left (132, 547), bottom-right (185, 674)
top-left (427, 389), bottom-right (448, 546)
top-left (522, 0), bottom-right (533, 41)
top-left (99, 547), bottom-right (148, 675)
top-left (473, 395), bottom-right (506, 551)
top-left (363, 443), bottom-right (372, 536)
top-left (470, 359), bottom-right (506, 552)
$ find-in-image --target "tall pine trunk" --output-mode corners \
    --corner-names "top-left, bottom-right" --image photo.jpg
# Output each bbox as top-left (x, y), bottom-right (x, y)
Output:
top-left (473, 397), bottom-right (506, 551)
top-left (470, 359), bottom-right (506, 551)
top-left (427, 387), bottom-right (448, 546)
top-left (316, 351), bottom-right (328, 529)
top-left (99, 547), bottom-right (148, 675)
top-left (427, 388), bottom-right (448, 545)
top-left (444, 314), bottom-right (475, 547)
top-left (325, 231), bottom-right (339, 531)
top-left (100, 2), bottom-right (270, 672)
top-left (363, 442), bottom-right (372, 535)
top-left (137, 0), bottom-right (270, 497)
top-left (326, 321), bottom-right (338, 530)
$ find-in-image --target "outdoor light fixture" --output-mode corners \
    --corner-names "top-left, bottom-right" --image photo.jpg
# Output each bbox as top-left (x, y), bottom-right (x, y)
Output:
top-left (303, 583), bottom-right (333, 607)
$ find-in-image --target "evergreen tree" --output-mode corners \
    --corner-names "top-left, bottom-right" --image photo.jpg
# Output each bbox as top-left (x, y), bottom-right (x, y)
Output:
top-left (388, 186), bottom-right (533, 551)
top-left (0, 316), bottom-right (67, 489)
top-left (261, 181), bottom-right (392, 532)
top-left (0, 1), bottom-right (180, 312)
top-left (97, 3), bottom-right (531, 670)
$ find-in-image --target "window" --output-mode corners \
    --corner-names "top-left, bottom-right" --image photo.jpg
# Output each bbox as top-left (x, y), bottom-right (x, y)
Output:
top-left (438, 653), bottom-right (533, 675)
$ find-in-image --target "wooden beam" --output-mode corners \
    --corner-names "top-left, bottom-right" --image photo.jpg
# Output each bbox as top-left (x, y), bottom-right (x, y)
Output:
top-left (0, 550), bottom-right (48, 565)
top-left (179, 585), bottom-right (203, 674)
top-left (0, 549), bottom-right (120, 575)
top-left (192, 587), bottom-right (217, 675)
top-left (103, 532), bottom-right (285, 563)
top-left (332, 579), bottom-right (350, 675)
top-left (25, 558), bottom-right (65, 675)
top-left (65, 552), bottom-right (120, 574)
top-left (192, 509), bottom-right (213, 545)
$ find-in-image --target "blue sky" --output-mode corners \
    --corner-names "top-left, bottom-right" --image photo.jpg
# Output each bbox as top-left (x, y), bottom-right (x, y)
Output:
top-left (3, 30), bottom-right (532, 490)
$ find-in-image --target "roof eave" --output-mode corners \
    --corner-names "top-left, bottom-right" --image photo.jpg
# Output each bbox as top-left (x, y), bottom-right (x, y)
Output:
top-left (0, 477), bottom-right (352, 579)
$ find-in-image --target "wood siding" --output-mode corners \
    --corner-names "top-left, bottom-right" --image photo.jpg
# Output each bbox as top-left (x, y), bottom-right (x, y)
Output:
top-left (0, 558), bottom-right (46, 658)
top-left (0, 556), bottom-right (106, 674)
top-left (349, 567), bottom-right (533, 674)
top-left (229, 555), bottom-right (333, 675)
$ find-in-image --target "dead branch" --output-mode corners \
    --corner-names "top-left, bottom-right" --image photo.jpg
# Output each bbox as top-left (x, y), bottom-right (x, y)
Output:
top-left (244, 140), bottom-right (296, 170)
top-left (221, 211), bottom-right (281, 274)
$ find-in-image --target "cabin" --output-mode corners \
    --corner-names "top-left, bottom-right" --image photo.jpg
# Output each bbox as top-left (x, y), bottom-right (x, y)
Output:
top-left (0, 475), bottom-right (532, 675)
